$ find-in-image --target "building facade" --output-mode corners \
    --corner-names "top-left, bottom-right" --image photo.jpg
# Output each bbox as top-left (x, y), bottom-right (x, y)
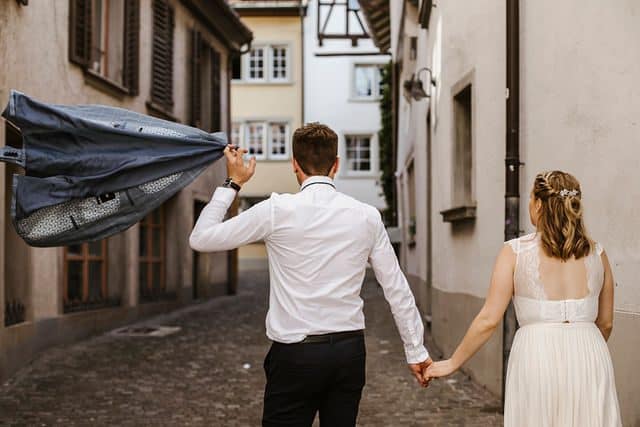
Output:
top-left (303, 0), bottom-right (387, 209)
top-left (229, 0), bottom-right (306, 263)
top-left (0, 0), bottom-right (251, 382)
top-left (361, 0), bottom-right (640, 424)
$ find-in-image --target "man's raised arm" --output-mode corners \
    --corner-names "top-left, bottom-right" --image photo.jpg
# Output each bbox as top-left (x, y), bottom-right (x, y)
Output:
top-left (189, 145), bottom-right (271, 252)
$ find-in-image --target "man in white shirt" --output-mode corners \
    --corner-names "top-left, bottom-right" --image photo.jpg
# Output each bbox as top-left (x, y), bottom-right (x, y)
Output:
top-left (189, 123), bottom-right (431, 427)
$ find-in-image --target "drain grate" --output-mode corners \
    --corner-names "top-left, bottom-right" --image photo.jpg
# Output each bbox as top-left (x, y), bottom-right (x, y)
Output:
top-left (110, 325), bottom-right (181, 337)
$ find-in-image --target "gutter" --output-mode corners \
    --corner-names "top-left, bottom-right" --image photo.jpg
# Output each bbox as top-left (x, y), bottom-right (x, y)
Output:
top-left (503, 0), bottom-right (521, 406)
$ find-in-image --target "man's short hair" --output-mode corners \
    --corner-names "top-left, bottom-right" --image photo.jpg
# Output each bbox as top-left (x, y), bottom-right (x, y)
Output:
top-left (292, 122), bottom-right (338, 176)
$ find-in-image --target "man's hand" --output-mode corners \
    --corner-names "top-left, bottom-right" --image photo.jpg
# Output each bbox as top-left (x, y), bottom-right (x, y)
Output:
top-left (224, 144), bottom-right (256, 186)
top-left (408, 358), bottom-right (433, 388)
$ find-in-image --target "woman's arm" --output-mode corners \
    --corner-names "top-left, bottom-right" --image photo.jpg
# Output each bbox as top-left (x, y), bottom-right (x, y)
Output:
top-left (596, 250), bottom-right (615, 341)
top-left (425, 244), bottom-right (516, 379)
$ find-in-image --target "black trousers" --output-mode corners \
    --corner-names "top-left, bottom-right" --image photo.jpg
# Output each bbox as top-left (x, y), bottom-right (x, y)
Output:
top-left (262, 334), bottom-right (366, 427)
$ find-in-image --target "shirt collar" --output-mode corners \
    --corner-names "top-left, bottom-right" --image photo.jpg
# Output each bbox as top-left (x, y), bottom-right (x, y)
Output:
top-left (300, 175), bottom-right (336, 191)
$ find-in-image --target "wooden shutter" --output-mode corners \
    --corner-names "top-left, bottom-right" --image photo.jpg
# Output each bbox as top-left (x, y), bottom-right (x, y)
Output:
top-left (151, 0), bottom-right (175, 110)
top-left (123, 0), bottom-right (140, 95)
top-left (211, 47), bottom-right (221, 132)
top-left (190, 29), bottom-right (202, 128)
top-left (68, 0), bottom-right (92, 67)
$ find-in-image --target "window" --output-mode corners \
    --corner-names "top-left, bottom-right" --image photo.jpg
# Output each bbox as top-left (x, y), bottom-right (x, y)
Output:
top-left (231, 122), bottom-right (242, 146)
top-left (269, 123), bottom-right (289, 159)
top-left (232, 55), bottom-right (242, 80)
top-left (235, 44), bottom-right (290, 83)
top-left (406, 161), bottom-right (417, 246)
top-left (233, 121), bottom-right (290, 160)
top-left (69, 0), bottom-right (139, 94)
top-left (271, 46), bottom-right (289, 81)
top-left (64, 241), bottom-right (115, 313)
top-left (189, 30), bottom-right (221, 131)
top-left (353, 65), bottom-right (384, 99)
top-left (346, 135), bottom-right (372, 172)
top-left (247, 47), bottom-right (266, 81)
top-left (246, 122), bottom-right (267, 159)
top-left (150, 0), bottom-right (175, 112)
top-left (139, 207), bottom-right (167, 301)
top-left (453, 84), bottom-right (472, 205)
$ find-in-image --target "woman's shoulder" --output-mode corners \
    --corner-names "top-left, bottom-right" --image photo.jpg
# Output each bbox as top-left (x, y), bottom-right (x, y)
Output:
top-left (504, 232), bottom-right (539, 254)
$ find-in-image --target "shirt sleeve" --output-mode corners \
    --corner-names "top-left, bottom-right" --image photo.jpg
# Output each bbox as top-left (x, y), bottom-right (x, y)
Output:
top-left (368, 215), bottom-right (430, 364)
top-left (189, 187), bottom-right (273, 252)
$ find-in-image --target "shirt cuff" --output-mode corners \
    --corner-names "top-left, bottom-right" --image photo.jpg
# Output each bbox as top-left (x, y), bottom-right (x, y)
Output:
top-left (405, 344), bottom-right (430, 364)
top-left (212, 186), bottom-right (237, 206)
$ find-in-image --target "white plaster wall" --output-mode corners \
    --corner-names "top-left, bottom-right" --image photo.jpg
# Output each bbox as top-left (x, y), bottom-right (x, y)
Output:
top-left (520, 0), bottom-right (640, 314)
top-left (303, 0), bottom-right (387, 209)
top-left (396, 0), bottom-right (506, 296)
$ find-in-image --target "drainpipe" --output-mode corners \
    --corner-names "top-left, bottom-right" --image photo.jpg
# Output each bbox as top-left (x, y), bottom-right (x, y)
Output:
top-left (503, 0), bottom-right (520, 406)
top-left (300, 0), bottom-right (305, 125)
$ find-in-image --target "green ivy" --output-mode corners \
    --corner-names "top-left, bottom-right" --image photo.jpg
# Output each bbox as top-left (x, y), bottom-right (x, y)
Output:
top-left (378, 61), bottom-right (396, 226)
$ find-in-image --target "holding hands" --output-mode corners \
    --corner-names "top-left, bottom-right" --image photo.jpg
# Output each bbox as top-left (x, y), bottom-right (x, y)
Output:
top-left (409, 357), bottom-right (460, 388)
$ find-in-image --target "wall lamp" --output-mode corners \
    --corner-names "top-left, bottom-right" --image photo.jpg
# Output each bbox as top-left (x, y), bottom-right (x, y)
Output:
top-left (403, 67), bottom-right (436, 101)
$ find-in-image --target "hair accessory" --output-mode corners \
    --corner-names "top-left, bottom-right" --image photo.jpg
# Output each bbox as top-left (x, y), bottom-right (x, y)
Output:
top-left (559, 189), bottom-right (579, 198)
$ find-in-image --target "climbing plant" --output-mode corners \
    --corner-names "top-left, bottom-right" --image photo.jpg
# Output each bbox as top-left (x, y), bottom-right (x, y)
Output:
top-left (378, 61), bottom-right (396, 226)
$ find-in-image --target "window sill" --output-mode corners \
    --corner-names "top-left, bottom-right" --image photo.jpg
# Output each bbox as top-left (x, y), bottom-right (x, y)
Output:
top-left (440, 205), bottom-right (477, 223)
top-left (146, 101), bottom-right (179, 123)
top-left (84, 69), bottom-right (130, 99)
top-left (232, 80), bottom-right (294, 86)
top-left (337, 172), bottom-right (378, 179)
top-left (348, 97), bottom-right (382, 103)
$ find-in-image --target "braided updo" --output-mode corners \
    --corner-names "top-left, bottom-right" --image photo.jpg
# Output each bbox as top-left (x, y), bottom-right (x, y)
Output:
top-left (532, 171), bottom-right (593, 261)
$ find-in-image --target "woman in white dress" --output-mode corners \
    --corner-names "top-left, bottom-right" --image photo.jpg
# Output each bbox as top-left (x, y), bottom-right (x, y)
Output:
top-left (425, 171), bottom-right (622, 426)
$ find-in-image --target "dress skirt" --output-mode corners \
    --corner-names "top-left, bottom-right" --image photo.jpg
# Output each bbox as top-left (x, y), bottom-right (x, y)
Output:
top-left (504, 322), bottom-right (622, 427)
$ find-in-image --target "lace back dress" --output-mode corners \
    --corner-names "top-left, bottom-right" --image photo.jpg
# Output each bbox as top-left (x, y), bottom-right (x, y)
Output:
top-left (504, 233), bottom-right (621, 427)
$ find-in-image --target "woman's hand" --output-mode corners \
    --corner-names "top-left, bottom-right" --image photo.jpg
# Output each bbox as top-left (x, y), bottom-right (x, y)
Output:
top-left (224, 144), bottom-right (256, 186)
top-left (424, 359), bottom-right (457, 380)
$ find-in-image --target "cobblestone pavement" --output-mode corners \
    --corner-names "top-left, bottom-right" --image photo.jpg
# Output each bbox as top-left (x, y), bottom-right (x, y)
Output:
top-left (0, 269), bottom-right (503, 426)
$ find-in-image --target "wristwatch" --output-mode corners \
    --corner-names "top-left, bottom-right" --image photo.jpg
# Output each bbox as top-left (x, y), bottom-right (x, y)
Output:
top-left (222, 177), bottom-right (242, 192)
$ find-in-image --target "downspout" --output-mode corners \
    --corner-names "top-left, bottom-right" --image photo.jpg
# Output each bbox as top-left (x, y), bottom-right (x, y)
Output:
top-left (300, 0), bottom-right (305, 125)
top-left (503, 0), bottom-right (520, 406)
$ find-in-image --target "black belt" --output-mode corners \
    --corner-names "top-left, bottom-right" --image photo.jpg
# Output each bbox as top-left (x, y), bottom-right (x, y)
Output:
top-left (298, 329), bottom-right (364, 344)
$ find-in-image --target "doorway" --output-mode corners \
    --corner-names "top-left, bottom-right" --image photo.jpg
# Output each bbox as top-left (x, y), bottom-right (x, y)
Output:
top-left (425, 112), bottom-right (433, 327)
top-left (4, 123), bottom-right (30, 326)
top-left (192, 200), bottom-right (206, 300)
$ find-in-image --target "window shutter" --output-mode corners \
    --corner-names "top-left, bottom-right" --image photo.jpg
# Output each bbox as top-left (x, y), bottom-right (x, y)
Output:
top-left (151, 0), bottom-right (175, 110)
top-left (123, 0), bottom-right (140, 95)
top-left (190, 29), bottom-right (202, 128)
top-left (211, 48), bottom-right (221, 132)
top-left (68, 0), bottom-right (92, 67)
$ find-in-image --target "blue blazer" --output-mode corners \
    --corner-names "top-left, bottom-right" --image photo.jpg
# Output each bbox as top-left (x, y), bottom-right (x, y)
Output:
top-left (1, 90), bottom-right (227, 247)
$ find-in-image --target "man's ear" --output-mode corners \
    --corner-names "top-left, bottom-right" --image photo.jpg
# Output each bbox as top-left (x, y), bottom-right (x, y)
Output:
top-left (329, 157), bottom-right (339, 178)
top-left (292, 157), bottom-right (299, 173)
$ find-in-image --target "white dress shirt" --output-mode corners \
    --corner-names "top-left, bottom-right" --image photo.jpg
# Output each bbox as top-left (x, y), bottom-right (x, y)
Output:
top-left (189, 175), bottom-right (429, 364)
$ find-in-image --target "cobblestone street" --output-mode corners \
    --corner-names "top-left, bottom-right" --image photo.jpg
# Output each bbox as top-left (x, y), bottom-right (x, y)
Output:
top-left (0, 269), bottom-right (502, 426)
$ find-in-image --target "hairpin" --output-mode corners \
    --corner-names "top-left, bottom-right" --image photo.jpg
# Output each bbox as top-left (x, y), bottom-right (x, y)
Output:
top-left (559, 189), bottom-right (579, 198)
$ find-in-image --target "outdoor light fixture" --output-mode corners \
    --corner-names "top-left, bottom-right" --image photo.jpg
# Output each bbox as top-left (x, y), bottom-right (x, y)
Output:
top-left (403, 67), bottom-right (436, 102)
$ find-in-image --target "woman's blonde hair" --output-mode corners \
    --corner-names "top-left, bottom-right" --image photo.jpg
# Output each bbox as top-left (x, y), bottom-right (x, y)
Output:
top-left (532, 171), bottom-right (593, 261)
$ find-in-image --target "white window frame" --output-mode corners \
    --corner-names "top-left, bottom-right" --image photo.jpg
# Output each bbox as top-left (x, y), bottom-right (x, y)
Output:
top-left (245, 46), bottom-right (267, 82)
top-left (245, 121), bottom-right (267, 160)
top-left (231, 122), bottom-right (243, 147)
top-left (270, 45), bottom-right (290, 82)
top-left (268, 122), bottom-right (290, 160)
top-left (351, 64), bottom-right (384, 101)
top-left (343, 133), bottom-right (376, 176)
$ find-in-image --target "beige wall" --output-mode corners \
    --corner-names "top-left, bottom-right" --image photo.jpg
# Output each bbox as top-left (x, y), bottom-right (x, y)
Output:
top-left (231, 15), bottom-right (303, 197)
top-left (0, 0), bottom-right (236, 382)
top-left (393, 0), bottom-right (640, 420)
